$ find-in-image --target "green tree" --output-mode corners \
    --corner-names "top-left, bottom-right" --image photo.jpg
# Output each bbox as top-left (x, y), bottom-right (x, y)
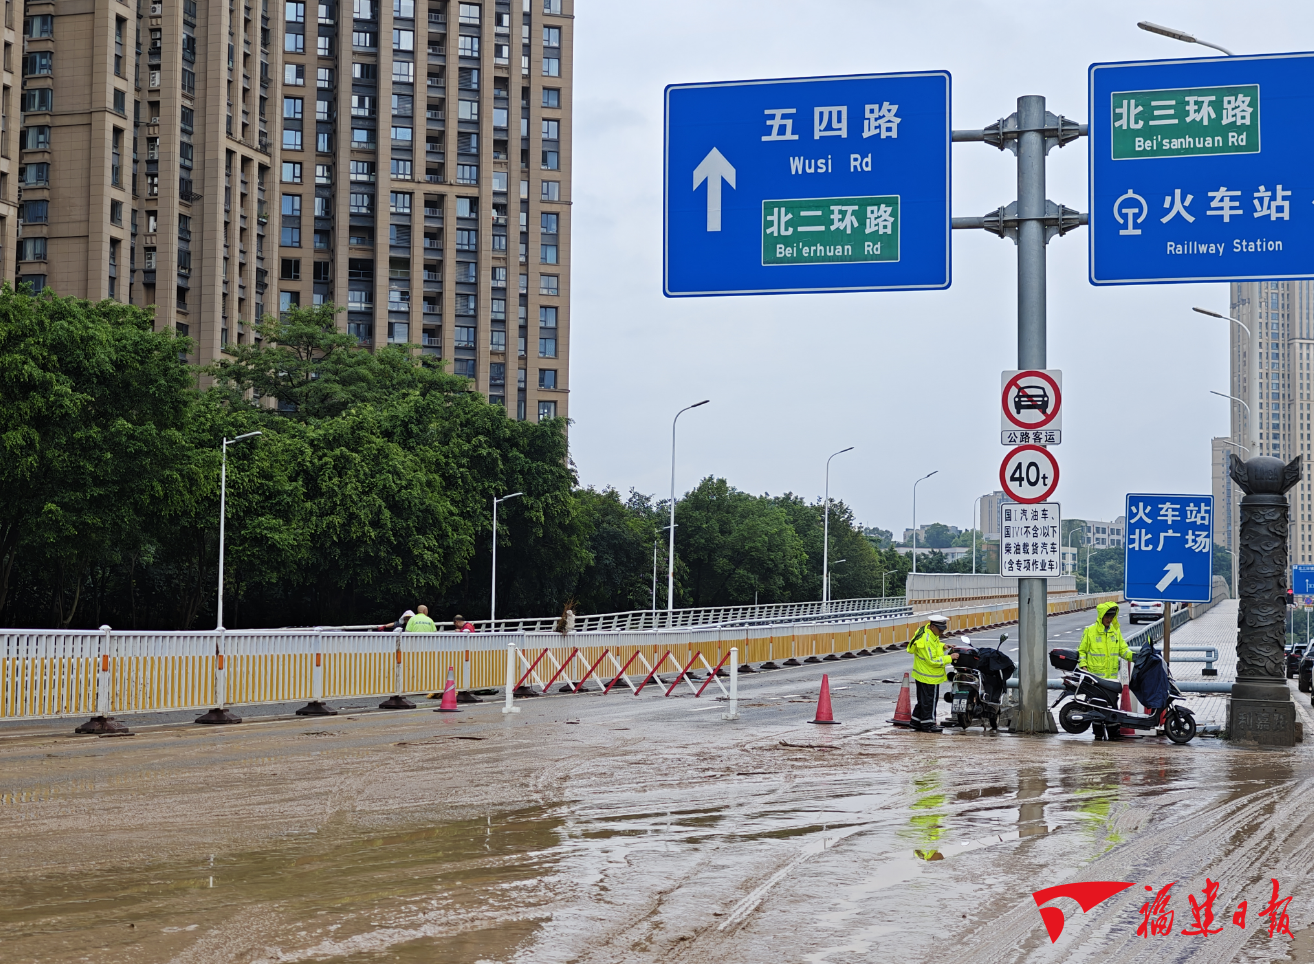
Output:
top-left (921, 522), bottom-right (956, 548)
top-left (570, 488), bottom-right (662, 614)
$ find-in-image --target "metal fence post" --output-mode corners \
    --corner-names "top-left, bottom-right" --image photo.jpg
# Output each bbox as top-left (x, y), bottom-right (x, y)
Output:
top-left (297, 628), bottom-right (337, 716)
top-left (196, 626), bottom-right (242, 724)
top-left (722, 647), bottom-right (739, 720)
top-left (503, 637), bottom-right (521, 714)
top-left (75, 624), bottom-right (131, 735)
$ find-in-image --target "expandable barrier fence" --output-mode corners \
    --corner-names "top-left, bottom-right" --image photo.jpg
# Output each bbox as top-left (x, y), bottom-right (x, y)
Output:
top-left (0, 592), bottom-right (1120, 727)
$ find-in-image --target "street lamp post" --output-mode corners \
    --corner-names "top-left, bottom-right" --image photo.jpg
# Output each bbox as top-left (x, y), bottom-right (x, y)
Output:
top-left (822, 446), bottom-right (854, 610)
top-left (490, 491), bottom-right (524, 627)
top-left (216, 431), bottom-right (262, 630)
top-left (1197, 308), bottom-right (1256, 453)
top-left (1137, 20), bottom-right (1235, 56)
top-left (668, 400), bottom-right (709, 615)
top-left (911, 470), bottom-right (938, 574)
top-left (882, 569), bottom-right (895, 599)
top-left (826, 560), bottom-right (846, 602)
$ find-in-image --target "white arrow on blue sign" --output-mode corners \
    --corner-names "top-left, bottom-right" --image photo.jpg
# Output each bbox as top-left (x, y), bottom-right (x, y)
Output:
top-left (1123, 493), bottom-right (1214, 603)
top-left (664, 71), bottom-right (951, 297)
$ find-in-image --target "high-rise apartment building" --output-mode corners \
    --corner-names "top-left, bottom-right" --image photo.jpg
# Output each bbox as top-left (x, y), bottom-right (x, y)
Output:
top-left (15, 0), bottom-right (571, 422)
top-left (1225, 281), bottom-right (1312, 564)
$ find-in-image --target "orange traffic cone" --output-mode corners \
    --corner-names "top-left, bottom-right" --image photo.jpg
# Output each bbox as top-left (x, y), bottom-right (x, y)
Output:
top-left (1119, 682), bottom-right (1136, 738)
top-left (434, 667), bottom-right (460, 713)
top-left (890, 672), bottom-right (914, 728)
top-left (808, 674), bottom-right (839, 724)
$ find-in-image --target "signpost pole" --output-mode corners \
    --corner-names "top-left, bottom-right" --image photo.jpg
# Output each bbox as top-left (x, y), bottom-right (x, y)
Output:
top-left (1015, 95), bottom-right (1055, 735)
top-left (1162, 603), bottom-right (1171, 664)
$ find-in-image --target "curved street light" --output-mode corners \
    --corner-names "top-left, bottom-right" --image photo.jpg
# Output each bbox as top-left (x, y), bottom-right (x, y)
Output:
top-left (668, 400), bottom-right (709, 614)
top-left (216, 431), bottom-right (262, 630)
top-left (1137, 20), bottom-right (1235, 56)
top-left (822, 446), bottom-right (854, 609)
top-left (490, 491), bottom-right (524, 627)
top-left (912, 470), bottom-right (938, 574)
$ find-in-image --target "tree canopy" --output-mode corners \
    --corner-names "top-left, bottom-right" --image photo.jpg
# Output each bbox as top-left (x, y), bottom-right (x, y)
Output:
top-left (2, 294), bottom-right (910, 629)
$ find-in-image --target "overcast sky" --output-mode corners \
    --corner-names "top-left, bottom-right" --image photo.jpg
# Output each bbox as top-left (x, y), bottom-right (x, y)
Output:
top-left (564, 0), bottom-right (1313, 537)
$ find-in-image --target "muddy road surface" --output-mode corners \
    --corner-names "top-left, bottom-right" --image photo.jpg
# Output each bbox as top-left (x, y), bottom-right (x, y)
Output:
top-left (2, 638), bottom-right (1311, 964)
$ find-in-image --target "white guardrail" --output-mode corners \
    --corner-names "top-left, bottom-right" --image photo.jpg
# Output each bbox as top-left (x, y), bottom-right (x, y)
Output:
top-left (0, 593), bottom-right (1119, 729)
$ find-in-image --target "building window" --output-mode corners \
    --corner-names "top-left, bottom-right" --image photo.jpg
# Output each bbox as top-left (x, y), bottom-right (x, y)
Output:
top-left (281, 226), bottom-right (302, 246)
top-left (538, 368), bottom-right (556, 389)
top-left (391, 159), bottom-right (412, 179)
top-left (314, 230), bottom-right (331, 248)
top-left (541, 119), bottom-right (559, 140)
top-left (284, 129), bottom-right (303, 150)
top-left (539, 336), bottom-right (557, 357)
top-left (281, 258), bottom-right (301, 280)
top-left (458, 3), bottom-right (480, 24)
top-left (457, 99), bottom-right (479, 121)
top-left (456, 164), bottom-right (478, 184)
top-left (284, 96), bottom-right (304, 120)
top-left (539, 274), bottom-right (558, 295)
top-left (317, 35), bottom-right (332, 55)
top-left (21, 200), bottom-right (48, 223)
top-left (393, 28), bottom-right (414, 50)
top-left (539, 305), bottom-right (557, 328)
top-left (24, 15), bottom-right (54, 38)
top-left (20, 163), bottom-right (50, 185)
top-left (542, 57), bottom-right (560, 77)
top-left (349, 192), bottom-right (373, 213)
top-left (283, 161), bottom-right (303, 182)
top-left (540, 244), bottom-right (558, 264)
top-left (23, 52), bottom-right (52, 76)
top-left (280, 290), bottom-right (300, 314)
top-left (455, 325), bottom-right (475, 347)
top-left (491, 298), bottom-right (505, 320)
top-left (180, 107), bottom-right (194, 134)
top-left (541, 181), bottom-right (560, 202)
top-left (538, 400), bottom-right (556, 420)
top-left (391, 126), bottom-right (413, 142)
top-left (351, 127), bottom-right (376, 148)
top-left (390, 191), bottom-right (411, 213)
top-left (392, 61), bottom-right (414, 83)
top-left (541, 150), bottom-right (559, 170)
top-left (490, 331), bottom-right (506, 352)
top-left (285, 63), bottom-right (306, 86)
top-left (316, 164), bottom-right (333, 184)
top-left (22, 126), bottom-right (51, 150)
top-left (353, 29), bottom-right (377, 48)
top-left (458, 35), bottom-right (478, 57)
top-left (541, 212), bottom-right (558, 234)
top-left (542, 26), bottom-right (560, 47)
top-left (21, 88), bottom-right (51, 112)
top-left (19, 237), bottom-right (47, 261)
top-left (313, 261), bottom-right (332, 282)
top-left (287, 1), bottom-right (306, 21)
top-left (285, 32), bottom-right (305, 53)
top-left (109, 200), bottom-right (123, 225)
top-left (282, 194), bottom-right (302, 216)
top-left (542, 87), bottom-right (560, 108)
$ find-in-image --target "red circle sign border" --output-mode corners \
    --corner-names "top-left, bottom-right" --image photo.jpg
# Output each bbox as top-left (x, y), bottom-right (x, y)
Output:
top-left (1002, 370), bottom-right (1062, 430)
top-left (999, 444), bottom-right (1060, 504)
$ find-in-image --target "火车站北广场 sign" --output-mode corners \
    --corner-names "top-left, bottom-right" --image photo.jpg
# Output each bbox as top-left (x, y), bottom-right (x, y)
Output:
top-left (1124, 494), bottom-right (1214, 603)
top-left (1292, 565), bottom-right (1314, 596)
top-left (664, 72), bottom-right (950, 296)
top-left (1001, 369), bottom-right (1062, 444)
top-left (1000, 502), bottom-right (1062, 578)
top-left (1089, 53), bottom-right (1314, 285)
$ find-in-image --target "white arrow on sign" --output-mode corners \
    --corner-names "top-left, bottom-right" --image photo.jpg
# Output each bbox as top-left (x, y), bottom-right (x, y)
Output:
top-left (1156, 562), bottom-right (1185, 593)
top-left (693, 147), bottom-right (735, 232)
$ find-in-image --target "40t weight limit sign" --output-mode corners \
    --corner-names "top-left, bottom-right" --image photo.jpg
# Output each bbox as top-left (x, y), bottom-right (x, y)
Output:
top-left (1000, 445), bottom-right (1060, 504)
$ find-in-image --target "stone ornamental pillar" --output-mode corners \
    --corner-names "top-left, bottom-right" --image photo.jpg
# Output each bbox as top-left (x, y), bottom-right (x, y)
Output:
top-left (1228, 453), bottom-right (1302, 746)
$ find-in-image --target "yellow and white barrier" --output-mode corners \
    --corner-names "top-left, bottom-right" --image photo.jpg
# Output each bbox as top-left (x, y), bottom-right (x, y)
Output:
top-left (0, 592), bottom-right (1120, 726)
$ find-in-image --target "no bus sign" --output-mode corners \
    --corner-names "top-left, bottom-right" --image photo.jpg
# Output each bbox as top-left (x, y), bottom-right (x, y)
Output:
top-left (1001, 369), bottom-right (1062, 445)
top-left (1000, 445), bottom-right (1060, 504)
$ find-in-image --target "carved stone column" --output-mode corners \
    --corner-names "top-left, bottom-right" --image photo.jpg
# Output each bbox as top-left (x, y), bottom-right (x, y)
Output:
top-left (1228, 453), bottom-right (1302, 746)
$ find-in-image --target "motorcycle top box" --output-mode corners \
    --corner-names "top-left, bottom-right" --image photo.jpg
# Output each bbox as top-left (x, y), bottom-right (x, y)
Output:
top-left (951, 647), bottom-right (983, 670)
top-left (1049, 648), bottom-right (1079, 671)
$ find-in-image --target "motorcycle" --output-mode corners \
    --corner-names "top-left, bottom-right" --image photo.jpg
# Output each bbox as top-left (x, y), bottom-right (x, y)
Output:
top-left (942, 634), bottom-right (1014, 732)
top-left (1050, 644), bottom-right (1196, 744)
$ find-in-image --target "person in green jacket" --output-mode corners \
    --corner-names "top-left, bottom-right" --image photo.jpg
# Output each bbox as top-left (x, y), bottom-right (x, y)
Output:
top-left (405, 604), bottom-right (438, 633)
top-left (1078, 601), bottom-right (1133, 741)
top-left (909, 614), bottom-right (957, 732)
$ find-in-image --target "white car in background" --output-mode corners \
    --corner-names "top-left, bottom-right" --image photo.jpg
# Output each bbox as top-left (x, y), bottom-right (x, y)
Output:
top-left (1128, 600), bottom-right (1164, 624)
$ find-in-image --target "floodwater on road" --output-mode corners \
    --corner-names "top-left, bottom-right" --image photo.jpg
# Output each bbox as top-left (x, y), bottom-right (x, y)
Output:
top-left (3, 651), bottom-right (1314, 964)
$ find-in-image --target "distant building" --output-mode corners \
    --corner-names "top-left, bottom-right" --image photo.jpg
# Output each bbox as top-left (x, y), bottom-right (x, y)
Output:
top-left (893, 545), bottom-right (970, 563)
top-left (1061, 545), bottom-right (1078, 574)
top-left (979, 490), bottom-right (1014, 540)
top-left (902, 524), bottom-right (961, 545)
top-left (1082, 517), bottom-right (1124, 549)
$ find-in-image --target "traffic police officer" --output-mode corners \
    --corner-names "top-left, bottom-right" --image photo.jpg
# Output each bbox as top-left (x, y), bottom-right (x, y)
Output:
top-left (909, 613), bottom-right (956, 732)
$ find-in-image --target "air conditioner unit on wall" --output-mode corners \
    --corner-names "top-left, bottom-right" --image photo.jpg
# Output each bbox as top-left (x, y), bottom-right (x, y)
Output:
top-left (150, 3), bottom-right (162, 14)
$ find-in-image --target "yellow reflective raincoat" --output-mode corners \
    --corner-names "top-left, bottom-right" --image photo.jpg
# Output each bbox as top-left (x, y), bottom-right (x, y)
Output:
top-left (1078, 601), bottom-right (1133, 679)
top-left (910, 623), bottom-right (952, 685)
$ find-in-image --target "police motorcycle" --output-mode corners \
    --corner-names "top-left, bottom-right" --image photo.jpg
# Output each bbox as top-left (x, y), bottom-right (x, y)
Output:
top-left (1050, 642), bottom-right (1197, 744)
top-left (941, 634), bottom-right (1014, 732)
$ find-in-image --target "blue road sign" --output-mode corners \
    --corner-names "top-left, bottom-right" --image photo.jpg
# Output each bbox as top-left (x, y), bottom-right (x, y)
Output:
top-left (1124, 494), bottom-right (1214, 603)
top-left (664, 72), bottom-right (950, 297)
top-left (1293, 565), bottom-right (1314, 595)
top-left (1089, 53), bottom-right (1314, 285)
